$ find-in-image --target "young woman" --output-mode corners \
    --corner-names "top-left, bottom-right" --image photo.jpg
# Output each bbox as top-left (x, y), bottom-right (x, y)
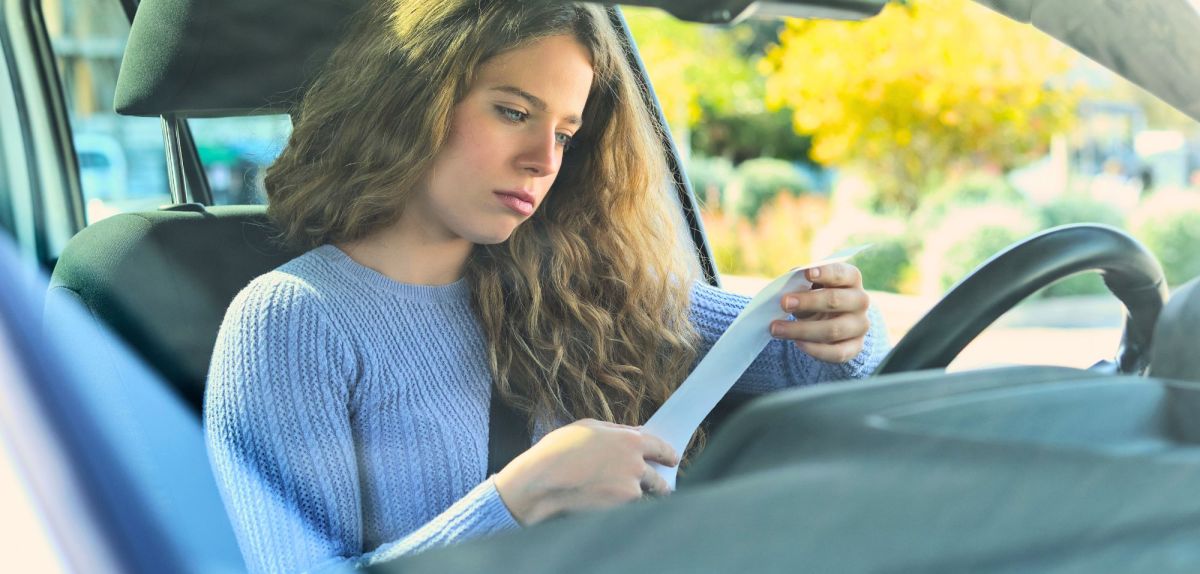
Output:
top-left (204, 1), bottom-right (887, 572)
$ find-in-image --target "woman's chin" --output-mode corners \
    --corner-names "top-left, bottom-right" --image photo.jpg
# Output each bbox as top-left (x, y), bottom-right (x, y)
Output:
top-left (466, 225), bottom-right (520, 246)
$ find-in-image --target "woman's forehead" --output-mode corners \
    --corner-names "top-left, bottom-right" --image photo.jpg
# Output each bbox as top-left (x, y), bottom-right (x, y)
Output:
top-left (474, 35), bottom-right (594, 113)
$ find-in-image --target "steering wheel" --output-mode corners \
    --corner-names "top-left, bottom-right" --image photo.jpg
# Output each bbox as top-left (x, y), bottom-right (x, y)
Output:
top-left (874, 224), bottom-right (1168, 375)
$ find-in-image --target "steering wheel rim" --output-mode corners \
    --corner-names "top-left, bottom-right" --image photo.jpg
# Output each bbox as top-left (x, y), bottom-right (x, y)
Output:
top-left (874, 224), bottom-right (1168, 375)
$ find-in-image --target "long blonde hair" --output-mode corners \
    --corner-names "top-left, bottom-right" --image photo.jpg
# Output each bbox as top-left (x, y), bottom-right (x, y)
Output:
top-left (267, 0), bottom-right (702, 435)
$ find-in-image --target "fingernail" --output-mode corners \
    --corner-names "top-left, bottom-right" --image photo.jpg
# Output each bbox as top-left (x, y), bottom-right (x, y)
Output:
top-left (809, 267), bottom-right (821, 279)
top-left (783, 296), bottom-right (797, 311)
top-left (770, 323), bottom-right (779, 337)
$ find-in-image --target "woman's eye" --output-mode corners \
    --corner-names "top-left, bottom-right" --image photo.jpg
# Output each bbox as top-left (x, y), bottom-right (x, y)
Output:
top-left (555, 132), bottom-right (574, 149)
top-left (496, 106), bottom-right (528, 123)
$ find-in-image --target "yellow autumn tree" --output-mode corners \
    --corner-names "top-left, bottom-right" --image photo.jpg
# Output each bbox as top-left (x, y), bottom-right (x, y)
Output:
top-left (623, 8), bottom-right (763, 134)
top-left (762, 0), bottom-right (1078, 213)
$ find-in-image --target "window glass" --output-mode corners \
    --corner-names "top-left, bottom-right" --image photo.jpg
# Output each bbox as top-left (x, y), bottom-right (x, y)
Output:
top-left (43, 0), bottom-right (170, 224)
top-left (189, 115), bottom-right (292, 205)
top-left (0, 53), bottom-right (20, 243)
top-left (626, 4), bottom-right (1200, 371)
top-left (0, 140), bottom-right (14, 243)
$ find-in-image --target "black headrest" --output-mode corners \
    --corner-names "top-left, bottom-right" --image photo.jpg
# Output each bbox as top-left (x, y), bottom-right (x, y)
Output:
top-left (114, 0), bottom-right (366, 117)
top-left (48, 206), bottom-right (303, 411)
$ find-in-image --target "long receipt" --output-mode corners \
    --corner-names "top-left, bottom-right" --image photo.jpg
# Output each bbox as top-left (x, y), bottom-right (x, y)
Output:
top-left (644, 244), bottom-right (871, 490)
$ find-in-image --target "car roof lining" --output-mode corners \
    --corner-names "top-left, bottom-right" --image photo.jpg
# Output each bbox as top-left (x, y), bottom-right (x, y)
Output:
top-left (975, 0), bottom-right (1200, 122)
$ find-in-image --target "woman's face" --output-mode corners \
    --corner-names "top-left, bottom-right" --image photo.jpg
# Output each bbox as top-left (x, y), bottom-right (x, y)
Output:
top-left (410, 34), bottom-right (595, 246)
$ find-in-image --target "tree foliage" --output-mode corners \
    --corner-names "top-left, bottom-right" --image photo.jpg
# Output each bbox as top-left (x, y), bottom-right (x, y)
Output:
top-left (761, 0), bottom-right (1079, 213)
top-left (624, 7), bottom-right (763, 129)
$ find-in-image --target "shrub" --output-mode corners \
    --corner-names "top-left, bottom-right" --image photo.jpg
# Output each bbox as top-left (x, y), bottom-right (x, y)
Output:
top-left (1037, 194), bottom-right (1127, 297)
top-left (685, 156), bottom-right (734, 210)
top-left (699, 193), bottom-right (831, 279)
top-left (913, 171), bottom-right (1026, 231)
top-left (850, 235), bottom-right (913, 293)
top-left (1038, 194), bottom-right (1125, 230)
top-left (918, 204), bottom-right (1037, 294)
top-left (1132, 191), bottom-right (1200, 287)
top-left (732, 158), bottom-right (810, 221)
top-left (739, 193), bottom-right (831, 278)
top-left (699, 207), bottom-right (749, 275)
top-left (811, 213), bottom-right (913, 293)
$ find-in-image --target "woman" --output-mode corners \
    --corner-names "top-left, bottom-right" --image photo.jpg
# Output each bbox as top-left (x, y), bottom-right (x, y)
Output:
top-left (205, 1), bottom-right (887, 573)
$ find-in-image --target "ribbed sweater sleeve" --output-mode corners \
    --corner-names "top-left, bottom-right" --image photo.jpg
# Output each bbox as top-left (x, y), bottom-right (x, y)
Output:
top-left (689, 281), bottom-right (890, 394)
top-left (204, 276), bottom-right (517, 574)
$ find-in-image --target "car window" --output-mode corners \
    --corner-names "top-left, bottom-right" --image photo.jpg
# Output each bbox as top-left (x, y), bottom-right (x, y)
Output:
top-left (42, 0), bottom-right (169, 224)
top-left (189, 115), bottom-right (292, 206)
top-left (0, 44), bottom-right (22, 243)
top-left (626, 2), bottom-right (1200, 371)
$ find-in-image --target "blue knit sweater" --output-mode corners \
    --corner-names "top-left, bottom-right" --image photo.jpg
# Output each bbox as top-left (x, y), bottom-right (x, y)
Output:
top-left (205, 244), bottom-right (887, 574)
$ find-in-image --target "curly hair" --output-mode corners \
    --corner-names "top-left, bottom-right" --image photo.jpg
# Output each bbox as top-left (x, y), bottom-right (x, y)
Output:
top-left (266, 0), bottom-right (702, 441)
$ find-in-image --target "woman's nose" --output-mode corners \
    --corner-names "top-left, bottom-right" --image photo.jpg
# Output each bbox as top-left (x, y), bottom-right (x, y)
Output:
top-left (517, 130), bottom-right (560, 177)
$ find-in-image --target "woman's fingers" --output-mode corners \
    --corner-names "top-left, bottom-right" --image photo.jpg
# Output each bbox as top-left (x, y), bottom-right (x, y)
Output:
top-left (640, 463), bottom-right (670, 496)
top-left (805, 262), bottom-right (863, 288)
top-left (794, 338), bottom-right (866, 364)
top-left (772, 312), bottom-right (870, 345)
top-left (638, 431), bottom-right (679, 467)
top-left (781, 284), bottom-right (869, 315)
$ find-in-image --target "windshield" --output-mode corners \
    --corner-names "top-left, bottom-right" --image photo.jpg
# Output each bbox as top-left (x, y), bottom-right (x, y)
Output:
top-left (626, 0), bottom-right (1200, 370)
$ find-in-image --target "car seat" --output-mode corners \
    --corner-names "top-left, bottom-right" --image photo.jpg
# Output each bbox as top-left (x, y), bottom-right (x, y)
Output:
top-left (1150, 276), bottom-right (1200, 383)
top-left (46, 0), bottom-right (362, 414)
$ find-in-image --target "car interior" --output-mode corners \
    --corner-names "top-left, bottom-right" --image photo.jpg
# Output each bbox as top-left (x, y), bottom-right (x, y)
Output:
top-left (6, 0), bottom-right (1200, 571)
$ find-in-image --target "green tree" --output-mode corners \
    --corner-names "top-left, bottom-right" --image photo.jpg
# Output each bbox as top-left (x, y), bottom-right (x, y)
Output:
top-left (761, 0), bottom-right (1078, 213)
top-left (624, 8), bottom-right (766, 144)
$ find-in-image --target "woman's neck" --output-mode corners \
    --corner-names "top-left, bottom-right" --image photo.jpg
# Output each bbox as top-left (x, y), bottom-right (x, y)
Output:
top-left (336, 222), bottom-right (471, 286)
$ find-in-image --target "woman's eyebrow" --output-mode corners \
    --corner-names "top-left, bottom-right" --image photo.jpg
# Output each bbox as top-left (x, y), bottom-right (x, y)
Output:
top-left (489, 85), bottom-right (583, 127)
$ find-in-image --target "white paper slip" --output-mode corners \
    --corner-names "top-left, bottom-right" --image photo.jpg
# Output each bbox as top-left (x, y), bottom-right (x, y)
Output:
top-left (644, 244), bottom-right (872, 490)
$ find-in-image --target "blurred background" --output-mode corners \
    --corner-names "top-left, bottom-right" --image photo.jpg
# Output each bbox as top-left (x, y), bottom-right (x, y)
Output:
top-left (622, 1), bottom-right (1200, 370)
top-left (45, 0), bottom-right (1200, 370)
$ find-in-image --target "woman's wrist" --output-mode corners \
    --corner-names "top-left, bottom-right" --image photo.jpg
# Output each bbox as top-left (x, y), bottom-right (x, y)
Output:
top-left (494, 465), bottom-right (546, 526)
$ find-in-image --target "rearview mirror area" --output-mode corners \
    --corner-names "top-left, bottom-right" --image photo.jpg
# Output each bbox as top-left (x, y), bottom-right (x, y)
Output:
top-left (606, 0), bottom-right (887, 23)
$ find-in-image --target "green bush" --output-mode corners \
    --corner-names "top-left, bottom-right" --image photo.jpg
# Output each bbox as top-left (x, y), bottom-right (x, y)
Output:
top-left (811, 214), bottom-right (913, 293)
top-left (1038, 194), bottom-right (1125, 230)
top-left (848, 234), bottom-right (913, 293)
top-left (685, 156), bottom-right (734, 210)
top-left (1037, 195), bottom-right (1126, 297)
top-left (733, 158), bottom-right (809, 221)
top-left (913, 172), bottom-right (1026, 230)
top-left (1132, 192), bottom-right (1200, 287)
top-left (918, 204), bottom-right (1037, 294)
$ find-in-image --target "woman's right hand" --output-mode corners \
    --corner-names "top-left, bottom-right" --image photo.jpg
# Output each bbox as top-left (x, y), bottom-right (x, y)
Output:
top-left (493, 418), bottom-right (678, 526)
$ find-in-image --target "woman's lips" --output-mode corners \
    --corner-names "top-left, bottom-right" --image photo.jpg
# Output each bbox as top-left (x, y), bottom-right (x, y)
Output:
top-left (495, 191), bottom-right (534, 216)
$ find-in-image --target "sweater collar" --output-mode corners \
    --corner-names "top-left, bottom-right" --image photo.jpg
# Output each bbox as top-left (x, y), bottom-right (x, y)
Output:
top-left (314, 244), bottom-right (471, 303)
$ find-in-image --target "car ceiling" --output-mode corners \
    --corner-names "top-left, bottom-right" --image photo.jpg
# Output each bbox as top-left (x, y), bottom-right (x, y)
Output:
top-left (975, 0), bottom-right (1200, 122)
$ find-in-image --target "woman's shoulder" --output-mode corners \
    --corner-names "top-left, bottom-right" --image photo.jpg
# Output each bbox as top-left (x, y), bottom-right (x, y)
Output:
top-left (225, 247), bottom-right (344, 324)
top-left (688, 278), bottom-right (751, 308)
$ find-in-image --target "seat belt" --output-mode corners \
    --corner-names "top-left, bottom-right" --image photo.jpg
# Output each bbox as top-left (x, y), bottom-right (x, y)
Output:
top-left (487, 387), bottom-right (531, 476)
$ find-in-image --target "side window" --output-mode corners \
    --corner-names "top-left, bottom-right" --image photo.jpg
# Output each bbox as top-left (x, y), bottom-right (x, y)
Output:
top-left (189, 115), bottom-right (292, 205)
top-left (0, 87), bottom-right (18, 243)
top-left (0, 39), bottom-right (27, 245)
top-left (42, 0), bottom-right (169, 224)
top-left (0, 133), bottom-right (13, 242)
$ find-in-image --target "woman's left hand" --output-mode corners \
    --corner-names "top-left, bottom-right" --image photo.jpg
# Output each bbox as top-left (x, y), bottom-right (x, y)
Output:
top-left (769, 262), bottom-right (870, 364)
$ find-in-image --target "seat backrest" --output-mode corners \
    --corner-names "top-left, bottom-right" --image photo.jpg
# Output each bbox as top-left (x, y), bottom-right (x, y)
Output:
top-left (49, 205), bottom-right (301, 413)
top-left (1150, 276), bottom-right (1200, 383)
top-left (49, 0), bottom-right (359, 417)
top-left (8, 216), bottom-right (247, 573)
